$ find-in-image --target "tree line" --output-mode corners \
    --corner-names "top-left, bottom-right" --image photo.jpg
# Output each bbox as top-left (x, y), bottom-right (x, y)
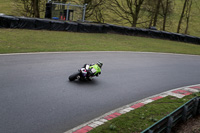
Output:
top-left (14, 0), bottom-right (199, 35)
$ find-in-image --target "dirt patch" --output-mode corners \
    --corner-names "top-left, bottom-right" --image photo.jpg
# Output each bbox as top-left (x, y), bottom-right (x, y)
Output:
top-left (172, 115), bottom-right (200, 133)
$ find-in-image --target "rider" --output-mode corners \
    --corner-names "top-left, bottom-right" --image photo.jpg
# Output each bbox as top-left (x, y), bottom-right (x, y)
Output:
top-left (83, 61), bottom-right (103, 80)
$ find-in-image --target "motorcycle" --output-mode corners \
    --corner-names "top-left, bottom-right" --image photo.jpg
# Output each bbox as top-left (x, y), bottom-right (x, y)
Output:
top-left (69, 67), bottom-right (94, 81)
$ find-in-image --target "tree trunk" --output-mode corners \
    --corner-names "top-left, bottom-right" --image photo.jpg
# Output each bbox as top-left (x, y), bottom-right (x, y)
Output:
top-left (163, 0), bottom-right (169, 31)
top-left (149, 15), bottom-right (154, 28)
top-left (163, 14), bottom-right (167, 31)
top-left (153, 0), bottom-right (162, 27)
top-left (177, 0), bottom-right (188, 33)
top-left (33, 0), bottom-right (40, 18)
top-left (133, 6), bottom-right (140, 27)
top-left (133, 0), bottom-right (145, 27)
top-left (185, 0), bottom-right (192, 34)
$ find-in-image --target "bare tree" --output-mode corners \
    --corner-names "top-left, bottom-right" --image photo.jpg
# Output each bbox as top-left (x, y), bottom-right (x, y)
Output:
top-left (177, 0), bottom-right (188, 33)
top-left (93, 5), bottom-right (105, 23)
top-left (160, 0), bottom-right (174, 31)
top-left (142, 0), bottom-right (156, 28)
top-left (33, 0), bottom-right (40, 18)
top-left (185, 0), bottom-right (192, 34)
top-left (153, 0), bottom-right (162, 27)
top-left (14, 0), bottom-right (45, 18)
top-left (84, 0), bottom-right (106, 22)
top-left (177, 0), bottom-right (193, 34)
top-left (107, 0), bottom-right (145, 27)
top-left (71, 0), bottom-right (106, 22)
top-left (141, 0), bottom-right (163, 28)
top-left (14, 0), bottom-right (32, 17)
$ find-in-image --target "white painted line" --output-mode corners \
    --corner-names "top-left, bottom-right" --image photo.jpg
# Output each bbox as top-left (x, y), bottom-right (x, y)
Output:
top-left (183, 87), bottom-right (200, 93)
top-left (99, 119), bottom-right (108, 123)
top-left (167, 92), bottom-right (185, 98)
top-left (94, 121), bottom-right (104, 125)
top-left (88, 123), bottom-right (99, 128)
top-left (119, 107), bottom-right (134, 114)
top-left (159, 94), bottom-right (168, 97)
top-left (141, 99), bottom-right (154, 104)
top-left (87, 119), bottom-right (107, 128)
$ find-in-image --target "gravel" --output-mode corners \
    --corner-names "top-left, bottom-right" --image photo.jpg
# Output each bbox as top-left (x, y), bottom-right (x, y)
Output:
top-left (172, 114), bottom-right (200, 133)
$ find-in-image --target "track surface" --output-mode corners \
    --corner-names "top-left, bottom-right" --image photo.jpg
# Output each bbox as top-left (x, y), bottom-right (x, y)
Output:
top-left (0, 52), bottom-right (200, 133)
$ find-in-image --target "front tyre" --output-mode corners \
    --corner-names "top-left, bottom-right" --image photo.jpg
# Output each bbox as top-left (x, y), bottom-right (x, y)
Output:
top-left (69, 72), bottom-right (80, 81)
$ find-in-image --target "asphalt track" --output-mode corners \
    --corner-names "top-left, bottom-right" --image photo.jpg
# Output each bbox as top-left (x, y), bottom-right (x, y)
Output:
top-left (1, 51), bottom-right (200, 133)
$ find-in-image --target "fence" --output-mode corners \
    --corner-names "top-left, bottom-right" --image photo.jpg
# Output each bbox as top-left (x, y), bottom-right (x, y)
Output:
top-left (0, 14), bottom-right (200, 45)
top-left (142, 96), bottom-right (200, 133)
top-left (45, 2), bottom-right (87, 22)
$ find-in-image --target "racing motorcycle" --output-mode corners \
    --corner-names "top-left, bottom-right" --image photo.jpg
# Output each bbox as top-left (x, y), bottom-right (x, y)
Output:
top-left (68, 68), bottom-right (94, 81)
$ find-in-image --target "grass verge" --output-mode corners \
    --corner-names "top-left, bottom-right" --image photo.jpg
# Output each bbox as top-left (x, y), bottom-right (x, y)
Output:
top-left (89, 93), bottom-right (200, 133)
top-left (0, 29), bottom-right (200, 55)
top-left (0, 0), bottom-right (14, 15)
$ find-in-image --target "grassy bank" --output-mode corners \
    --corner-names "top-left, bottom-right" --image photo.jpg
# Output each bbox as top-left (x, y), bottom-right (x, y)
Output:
top-left (89, 93), bottom-right (200, 133)
top-left (0, 29), bottom-right (200, 55)
top-left (0, 0), bottom-right (14, 15)
top-left (1, 0), bottom-right (200, 37)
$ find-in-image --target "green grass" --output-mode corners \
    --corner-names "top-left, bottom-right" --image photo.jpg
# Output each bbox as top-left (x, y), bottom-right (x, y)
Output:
top-left (0, 0), bottom-right (14, 15)
top-left (0, 29), bottom-right (200, 54)
top-left (167, 0), bottom-right (200, 37)
top-left (0, 0), bottom-right (200, 37)
top-left (102, 0), bottom-right (200, 37)
top-left (89, 93), bottom-right (200, 133)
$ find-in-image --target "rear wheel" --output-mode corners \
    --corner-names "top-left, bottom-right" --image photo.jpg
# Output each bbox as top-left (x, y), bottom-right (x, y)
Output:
top-left (69, 72), bottom-right (80, 81)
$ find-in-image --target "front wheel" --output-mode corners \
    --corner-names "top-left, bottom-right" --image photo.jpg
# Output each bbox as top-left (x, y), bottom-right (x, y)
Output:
top-left (69, 72), bottom-right (80, 81)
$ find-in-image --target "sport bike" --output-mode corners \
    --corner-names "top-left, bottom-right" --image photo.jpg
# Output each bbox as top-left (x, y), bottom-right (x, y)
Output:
top-left (69, 67), bottom-right (95, 81)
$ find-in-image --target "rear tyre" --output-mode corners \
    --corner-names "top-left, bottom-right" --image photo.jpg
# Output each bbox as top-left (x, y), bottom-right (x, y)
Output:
top-left (69, 72), bottom-right (80, 81)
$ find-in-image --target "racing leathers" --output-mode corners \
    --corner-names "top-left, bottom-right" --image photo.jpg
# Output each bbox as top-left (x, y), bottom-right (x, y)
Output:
top-left (83, 63), bottom-right (102, 79)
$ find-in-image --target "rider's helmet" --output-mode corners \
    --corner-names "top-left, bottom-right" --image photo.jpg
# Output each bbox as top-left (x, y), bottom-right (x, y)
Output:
top-left (97, 61), bottom-right (103, 68)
